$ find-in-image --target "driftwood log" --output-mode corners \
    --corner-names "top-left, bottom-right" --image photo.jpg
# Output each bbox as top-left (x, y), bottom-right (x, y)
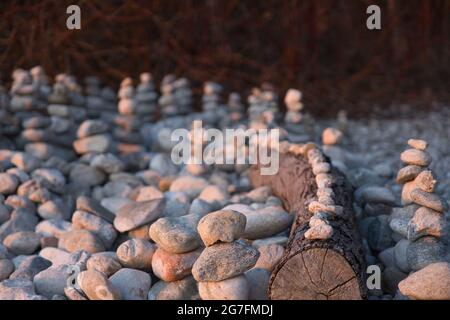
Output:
top-left (249, 148), bottom-right (367, 300)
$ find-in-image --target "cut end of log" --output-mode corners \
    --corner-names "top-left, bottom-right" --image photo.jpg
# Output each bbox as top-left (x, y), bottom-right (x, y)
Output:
top-left (270, 248), bottom-right (362, 300)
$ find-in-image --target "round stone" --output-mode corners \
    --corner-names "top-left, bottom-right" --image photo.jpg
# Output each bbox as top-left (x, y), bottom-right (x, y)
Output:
top-left (410, 188), bottom-right (448, 213)
top-left (407, 139), bottom-right (428, 151)
top-left (198, 275), bottom-right (249, 300)
top-left (116, 239), bottom-right (156, 271)
top-left (109, 268), bottom-right (151, 300)
top-left (152, 247), bottom-right (202, 282)
top-left (148, 276), bottom-right (198, 300)
top-left (396, 165), bottom-right (422, 184)
top-left (197, 210), bottom-right (246, 247)
top-left (407, 236), bottom-right (446, 271)
top-left (169, 176), bottom-right (209, 200)
top-left (87, 252), bottom-right (122, 277)
top-left (149, 214), bottom-right (203, 254)
top-left (114, 198), bottom-right (165, 232)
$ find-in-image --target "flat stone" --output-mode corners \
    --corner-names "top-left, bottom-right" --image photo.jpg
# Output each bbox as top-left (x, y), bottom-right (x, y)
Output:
top-left (407, 207), bottom-right (446, 241)
top-left (407, 236), bottom-right (446, 271)
top-left (245, 268), bottom-right (270, 300)
top-left (70, 164), bottom-right (106, 187)
top-left (241, 206), bottom-right (293, 240)
top-left (399, 262), bottom-right (450, 300)
top-left (188, 198), bottom-right (214, 216)
top-left (0, 208), bottom-right (38, 242)
top-left (192, 241), bottom-right (259, 282)
top-left (149, 153), bottom-right (179, 176)
top-left (3, 231), bottom-right (41, 255)
top-left (87, 252), bottom-right (122, 277)
top-left (169, 176), bottom-right (209, 200)
top-left (152, 247), bottom-right (202, 282)
top-left (378, 247), bottom-right (396, 269)
top-left (109, 268), bottom-right (151, 300)
top-left (400, 149), bottom-right (432, 167)
top-left (148, 276), bottom-right (198, 300)
top-left (410, 188), bottom-right (448, 212)
top-left (73, 134), bottom-right (112, 154)
top-left (407, 139), bottom-right (428, 151)
top-left (149, 213), bottom-right (203, 254)
top-left (254, 244), bottom-right (284, 272)
top-left (59, 229), bottom-right (105, 254)
top-left (77, 269), bottom-right (121, 300)
top-left (198, 275), bottom-right (249, 300)
top-left (197, 210), bottom-right (246, 246)
top-left (116, 239), bottom-right (156, 271)
top-left (76, 196), bottom-right (116, 223)
top-left (114, 198), bottom-right (165, 232)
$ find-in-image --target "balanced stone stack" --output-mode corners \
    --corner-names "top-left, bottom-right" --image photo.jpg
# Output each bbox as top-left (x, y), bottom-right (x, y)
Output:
top-left (247, 85), bottom-right (279, 130)
top-left (202, 81), bottom-right (226, 127)
top-left (0, 78), bottom-right (18, 148)
top-left (173, 77), bottom-right (192, 116)
top-left (73, 119), bottom-right (113, 157)
top-left (158, 74), bottom-right (177, 118)
top-left (192, 210), bottom-right (259, 300)
top-left (30, 66), bottom-right (51, 110)
top-left (84, 76), bottom-right (104, 118)
top-left (44, 74), bottom-right (86, 161)
top-left (283, 89), bottom-right (310, 142)
top-left (227, 92), bottom-right (245, 125)
top-left (135, 73), bottom-right (158, 121)
top-left (115, 77), bottom-right (145, 155)
top-left (9, 69), bottom-right (39, 114)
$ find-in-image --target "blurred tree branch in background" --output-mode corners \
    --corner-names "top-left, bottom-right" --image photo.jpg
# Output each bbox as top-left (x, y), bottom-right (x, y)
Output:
top-left (0, 0), bottom-right (448, 117)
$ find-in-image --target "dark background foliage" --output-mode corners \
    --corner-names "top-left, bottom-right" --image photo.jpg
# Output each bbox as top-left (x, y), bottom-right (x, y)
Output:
top-left (0, 0), bottom-right (449, 117)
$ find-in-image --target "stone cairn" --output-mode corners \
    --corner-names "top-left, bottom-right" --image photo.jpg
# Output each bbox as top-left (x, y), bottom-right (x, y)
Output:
top-left (247, 84), bottom-right (279, 130)
top-left (190, 210), bottom-right (259, 300)
top-left (0, 77), bottom-right (17, 148)
top-left (227, 92), bottom-right (245, 125)
top-left (202, 81), bottom-right (225, 127)
top-left (115, 77), bottom-right (145, 155)
top-left (173, 77), bottom-right (192, 116)
top-left (159, 74), bottom-right (177, 118)
top-left (135, 72), bottom-right (158, 121)
top-left (84, 76), bottom-right (104, 118)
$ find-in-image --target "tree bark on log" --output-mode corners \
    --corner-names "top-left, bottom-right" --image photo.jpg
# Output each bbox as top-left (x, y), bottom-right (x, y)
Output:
top-left (249, 150), bottom-right (367, 300)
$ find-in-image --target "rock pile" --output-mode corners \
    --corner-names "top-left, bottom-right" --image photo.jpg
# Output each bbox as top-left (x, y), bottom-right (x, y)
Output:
top-left (202, 81), bottom-right (225, 126)
top-left (192, 210), bottom-right (259, 299)
top-left (115, 77), bottom-right (145, 155)
top-left (135, 73), bottom-right (158, 120)
top-left (226, 92), bottom-right (245, 125)
top-left (247, 84), bottom-right (279, 129)
top-left (159, 74), bottom-right (177, 118)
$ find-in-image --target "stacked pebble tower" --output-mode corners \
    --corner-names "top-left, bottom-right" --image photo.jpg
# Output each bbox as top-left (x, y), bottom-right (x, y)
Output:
top-left (173, 77), bottom-right (193, 116)
top-left (247, 84), bottom-right (279, 130)
top-left (202, 81), bottom-right (225, 127)
top-left (115, 77), bottom-right (145, 154)
top-left (192, 210), bottom-right (259, 300)
top-left (159, 74), bottom-right (177, 118)
top-left (227, 92), bottom-right (245, 125)
top-left (135, 72), bottom-right (158, 121)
